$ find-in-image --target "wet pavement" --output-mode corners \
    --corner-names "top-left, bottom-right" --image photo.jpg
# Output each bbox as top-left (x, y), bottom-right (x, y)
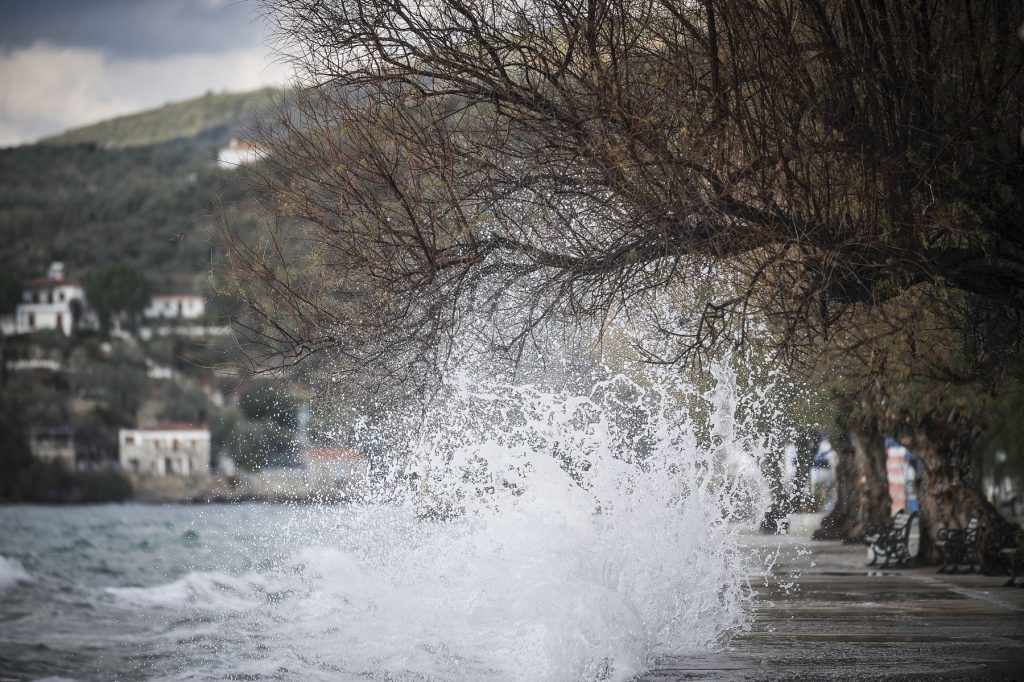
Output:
top-left (644, 515), bottom-right (1024, 680)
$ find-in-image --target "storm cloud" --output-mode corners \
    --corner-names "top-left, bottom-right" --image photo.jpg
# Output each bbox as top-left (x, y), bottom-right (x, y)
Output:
top-left (0, 0), bottom-right (290, 146)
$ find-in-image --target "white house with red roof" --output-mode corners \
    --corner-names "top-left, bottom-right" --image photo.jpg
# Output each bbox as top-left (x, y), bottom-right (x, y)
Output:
top-left (216, 138), bottom-right (267, 169)
top-left (7, 262), bottom-right (86, 336)
top-left (119, 423), bottom-right (211, 477)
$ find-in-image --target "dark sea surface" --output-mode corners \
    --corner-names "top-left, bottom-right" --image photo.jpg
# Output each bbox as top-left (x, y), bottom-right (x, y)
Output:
top-left (0, 504), bottom-right (286, 681)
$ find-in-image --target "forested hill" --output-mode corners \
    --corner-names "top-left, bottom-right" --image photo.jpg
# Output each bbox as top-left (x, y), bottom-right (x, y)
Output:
top-left (41, 88), bottom-right (281, 149)
top-left (0, 89), bottom-right (278, 306)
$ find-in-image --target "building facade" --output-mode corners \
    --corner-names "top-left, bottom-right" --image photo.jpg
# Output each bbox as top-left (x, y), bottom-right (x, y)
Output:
top-left (29, 426), bottom-right (76, 470)
top-left (119, 424), bottom-right (211, 477)
top-left (216, 139), bottom-right (267, 169)
top-left (11, 262), bottom-right (86, 336)
top-left (144, 294), bottom-right (205, 320)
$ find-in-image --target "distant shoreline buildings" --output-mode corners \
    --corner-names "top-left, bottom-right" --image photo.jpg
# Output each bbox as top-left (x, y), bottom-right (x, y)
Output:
top-left (28, 426), bottom-right (77, 470)
top-left (119, 424), bottom-right (212, 477)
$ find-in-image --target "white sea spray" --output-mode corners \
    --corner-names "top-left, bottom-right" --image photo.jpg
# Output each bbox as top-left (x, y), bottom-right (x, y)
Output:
top-left (0, 554), bottom-right (30, 590)
top-left (109, 358), bottom-right (785, 681)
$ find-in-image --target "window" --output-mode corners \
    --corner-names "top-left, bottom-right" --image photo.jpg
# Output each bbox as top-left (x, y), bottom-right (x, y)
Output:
top-left (125, 436), bottom-right (135, 445)
top-left (58, 291), bottom-right (65, 301)
top-left (47, 291), bottom-right (53, 304)
top-left (27, 312), bottom-right (35, 328)
top-left (56, 313), bottom-right (63, 330)
top-left (173, 439), bottom-right (180, 451)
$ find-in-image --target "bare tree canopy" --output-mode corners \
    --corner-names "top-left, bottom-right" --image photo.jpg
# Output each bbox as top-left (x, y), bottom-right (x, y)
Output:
top-left (223, 0), bottom-right (1023, 377)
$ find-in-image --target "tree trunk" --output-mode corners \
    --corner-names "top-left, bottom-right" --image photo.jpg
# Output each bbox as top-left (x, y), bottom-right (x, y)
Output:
top-left (760, 452), bottom-right (790, 533)
top-left (900, 408), bottom-right (1013, 567)
top-left (792, 432), bottom-right (818, 513)
top-left (813, 413), bottom-right (891, 541)
top-left (848, 424), bottom-right (892, 539)
top-left (761, 432), bottom-right (822, 533)
top-left (813, 429), bottom-right (858, 539)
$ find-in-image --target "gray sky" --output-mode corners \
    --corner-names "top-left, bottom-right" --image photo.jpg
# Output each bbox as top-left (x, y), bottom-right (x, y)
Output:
top-left (0, 0), bottom-right (291, 146)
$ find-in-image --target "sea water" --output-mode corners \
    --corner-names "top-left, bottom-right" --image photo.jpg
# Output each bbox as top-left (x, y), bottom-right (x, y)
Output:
top-left (0, 362), bottom-right (782, 681)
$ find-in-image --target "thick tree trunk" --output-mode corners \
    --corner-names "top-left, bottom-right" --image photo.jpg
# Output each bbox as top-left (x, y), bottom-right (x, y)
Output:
top-left (813, 429), bottom-right (858, 539)
top-left (900, 408), bottom-right (1013, 567)
top-left (760, 453), bottom-right (789, 533)
top-left (813, 413), bottom-right (891, 541)
top-left (761, 432), bottom-right (821, 532)
top-left (848, 425), bottom-right (892, 539)
top-left (792, 432), bottom-right (818, 513)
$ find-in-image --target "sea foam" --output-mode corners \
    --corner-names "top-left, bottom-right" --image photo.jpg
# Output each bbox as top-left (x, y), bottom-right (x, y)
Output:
top-left (0, 554), bottom-right (30, 590)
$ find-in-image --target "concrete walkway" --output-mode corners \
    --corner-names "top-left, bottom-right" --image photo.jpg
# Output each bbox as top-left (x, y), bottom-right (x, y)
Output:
top-left (644, 516), bottom-right (1024, 680)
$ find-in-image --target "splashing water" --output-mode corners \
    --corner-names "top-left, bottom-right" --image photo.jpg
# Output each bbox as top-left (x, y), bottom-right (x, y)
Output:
top-left (0, 555), bottom-right (30, 591)
top-left (45, 359), bottom-right (783, 681)
top-left (391, 361), bottom-right (775, 672)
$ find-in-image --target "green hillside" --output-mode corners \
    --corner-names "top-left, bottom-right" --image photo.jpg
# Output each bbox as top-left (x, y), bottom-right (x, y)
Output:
top-left (0, 88), bottom-right (300, 495)
top-left (41, 88), bottom-right (281, 149)
top-left (0, 90), bottom-right (274, 301)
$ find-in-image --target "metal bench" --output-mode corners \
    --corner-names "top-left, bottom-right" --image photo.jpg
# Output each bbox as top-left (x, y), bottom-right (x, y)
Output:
top-left (936, 517), bottom-right (980, 574)
top-left (866, 509), bottom-right (921, 568)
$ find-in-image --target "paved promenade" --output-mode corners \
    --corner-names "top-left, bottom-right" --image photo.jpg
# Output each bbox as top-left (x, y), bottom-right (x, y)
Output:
top-left (644, 515), bottom-right (1024, 680)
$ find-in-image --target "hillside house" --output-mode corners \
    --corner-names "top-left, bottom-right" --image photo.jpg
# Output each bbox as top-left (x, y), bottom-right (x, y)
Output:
top-left (4, 262), bottom-right (86, 336)
top-left (216, 138), bottom-right (267, 169)
top-left (144, 294), bottom-right (205, 320)
top-left (119, 424), bottom-right (211, 477)
top-left (29, 426), bottom-right (76, 470)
